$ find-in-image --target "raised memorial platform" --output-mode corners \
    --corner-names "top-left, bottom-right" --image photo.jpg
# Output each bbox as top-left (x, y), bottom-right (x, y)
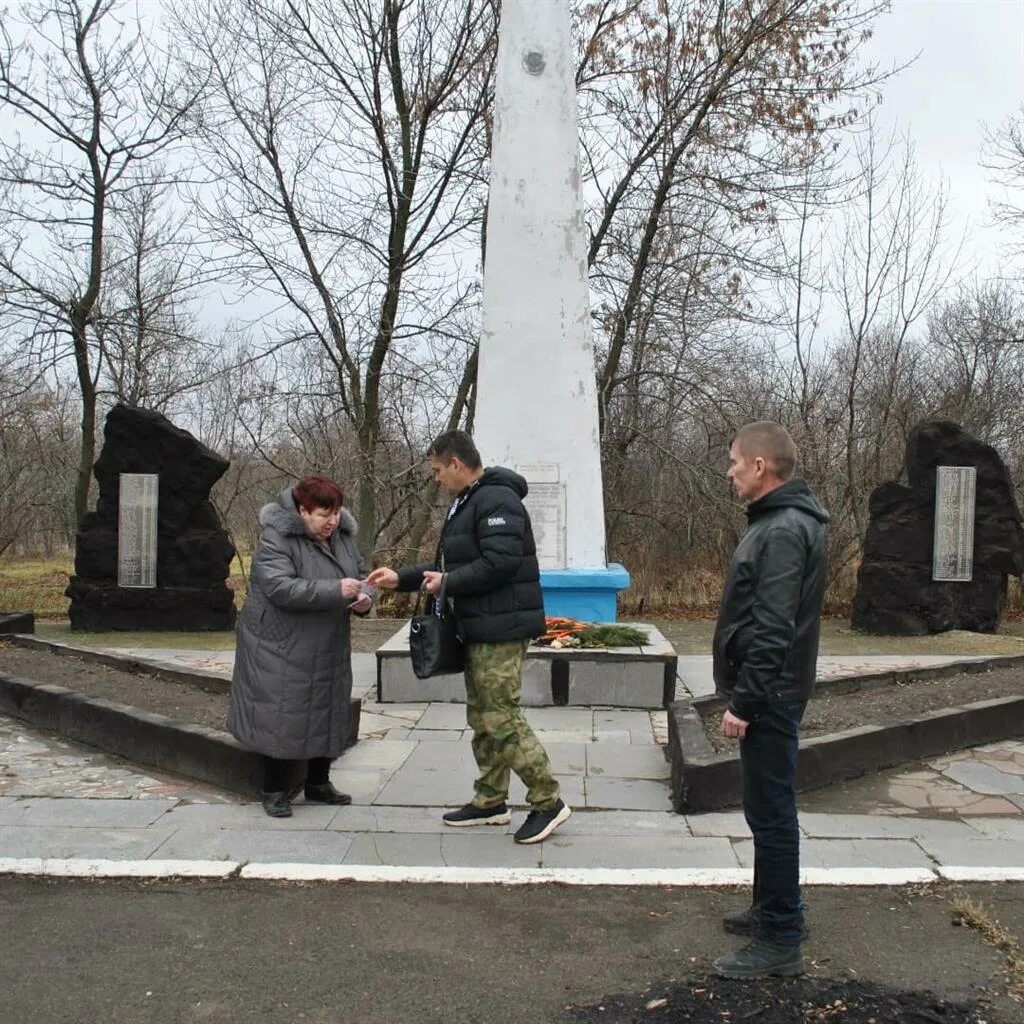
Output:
top-left (376, 623), bottom-right (677, 708)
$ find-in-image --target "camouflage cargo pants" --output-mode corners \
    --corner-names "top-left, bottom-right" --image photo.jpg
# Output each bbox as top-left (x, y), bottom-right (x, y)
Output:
top-left (464, 639), bottom-right (560, 811)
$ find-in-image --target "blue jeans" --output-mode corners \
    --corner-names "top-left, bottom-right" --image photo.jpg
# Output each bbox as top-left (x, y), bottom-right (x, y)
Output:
top-left (739, 700), bottom-right (807, 946)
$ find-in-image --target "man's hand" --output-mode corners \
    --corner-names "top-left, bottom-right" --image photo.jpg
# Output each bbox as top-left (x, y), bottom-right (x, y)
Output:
top-left (422, 570), bottom-right (444, 595)
top-left (721, 709), bottom-right (749, 740)
top-left (366, 567), bottom-right (398, 590)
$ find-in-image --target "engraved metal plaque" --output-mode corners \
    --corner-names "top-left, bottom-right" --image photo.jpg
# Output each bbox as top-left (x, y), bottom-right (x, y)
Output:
top-left (516, 463), bottom-right (560, 484)
top-left (118, 473), bottom-right (158, 588)
top-left (932, 466), bottom-right (976, 582)
top-left (524, 481), bottom-right (566, 570)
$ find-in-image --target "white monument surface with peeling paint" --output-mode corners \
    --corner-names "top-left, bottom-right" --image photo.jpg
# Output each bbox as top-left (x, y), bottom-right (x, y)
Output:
top-left (475, 0), bottom-right (628, 621)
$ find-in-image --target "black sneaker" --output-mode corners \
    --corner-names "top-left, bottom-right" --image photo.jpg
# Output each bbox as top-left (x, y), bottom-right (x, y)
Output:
top-left (513, 799), bottom-right (571, 844)
top-left (713, 939), bottom-right (805, 979)
top-left (442, 802), bottom-right (512, 827)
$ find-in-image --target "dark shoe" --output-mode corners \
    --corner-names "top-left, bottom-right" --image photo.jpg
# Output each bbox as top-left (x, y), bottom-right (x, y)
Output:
top-left (513, 799), bottom-right (572, 845)
top-left (723, 907), bottom-right (809, 939)
top-left (723, 907), bottom-right (757, 936)
top-left (303, 782), bottom-right (353, 805)
top-left (442, 802), bottom-right (512, 827)
top-left (261, 791), bottom-right (292, 818)
top-left (713, 939), bottom-right (805, 979)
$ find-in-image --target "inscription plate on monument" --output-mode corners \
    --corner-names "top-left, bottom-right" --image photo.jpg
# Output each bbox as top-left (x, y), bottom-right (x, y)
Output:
top-left (520, 466), bottom-right (566, 570)
top-left (118, 473), bottom-right (158, 588)
top-left (932, 466), bottom-right (976, 582)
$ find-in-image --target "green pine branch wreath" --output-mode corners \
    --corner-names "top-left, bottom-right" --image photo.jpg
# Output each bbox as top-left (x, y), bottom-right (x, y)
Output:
top-left (537, 617), bottom-right (649, 649)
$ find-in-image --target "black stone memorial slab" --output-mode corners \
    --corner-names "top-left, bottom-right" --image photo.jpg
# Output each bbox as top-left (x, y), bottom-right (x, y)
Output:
top-left (66, 404), bottom-right (237, 631)
top-left (851, 420), bottom-right (1024, 634)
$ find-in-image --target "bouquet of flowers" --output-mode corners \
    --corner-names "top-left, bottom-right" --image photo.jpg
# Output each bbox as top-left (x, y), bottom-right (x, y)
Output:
top-left (536, 616), bottom-right (648, 650)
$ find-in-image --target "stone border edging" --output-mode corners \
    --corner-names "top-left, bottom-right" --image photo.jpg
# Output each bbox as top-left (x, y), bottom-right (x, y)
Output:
top-left (0, 634), bottom-right (231, 692)
top-left (0, 613), bottom-right (34, 634)
top-left (669, 654), bottom-right (1024, 813)
top-left (0, 659), bottom-right (360, 798)
top-left (2, 859), bottom-right (1022, 885)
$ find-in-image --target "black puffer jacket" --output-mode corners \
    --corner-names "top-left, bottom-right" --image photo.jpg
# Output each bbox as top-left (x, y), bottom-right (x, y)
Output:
top-left (397, 467), bottom-right (545, 643)
top-left (713, 479), bottom-right (829, 720)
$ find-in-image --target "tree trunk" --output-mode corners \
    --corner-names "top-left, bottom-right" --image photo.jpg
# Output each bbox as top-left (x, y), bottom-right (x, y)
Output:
top-left (71, 315), bottom-right (97, 526)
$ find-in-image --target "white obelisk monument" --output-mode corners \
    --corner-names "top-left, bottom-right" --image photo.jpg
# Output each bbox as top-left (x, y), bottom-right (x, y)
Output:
top-left (474, 0), bottom-right (629, 621)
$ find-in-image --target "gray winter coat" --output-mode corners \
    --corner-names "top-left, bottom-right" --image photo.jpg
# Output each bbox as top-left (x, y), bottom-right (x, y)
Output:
top-left (228, 487), bottom-right (374, 760)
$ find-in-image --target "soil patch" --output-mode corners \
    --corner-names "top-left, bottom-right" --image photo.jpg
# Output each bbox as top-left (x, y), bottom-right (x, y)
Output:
top-left (4, 642), bottom-right (1024, 765)
top-left (0, 642), bottom-right (230, 732)
top-left (567, 975), bottom-right (1001, 1024)
top-left (700, 663), bottom-right (1024, 754)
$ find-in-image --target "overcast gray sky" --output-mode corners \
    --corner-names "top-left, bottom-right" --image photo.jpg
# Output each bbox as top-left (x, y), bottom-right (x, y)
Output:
top-left (865, 0), bottom-right (1024, 275)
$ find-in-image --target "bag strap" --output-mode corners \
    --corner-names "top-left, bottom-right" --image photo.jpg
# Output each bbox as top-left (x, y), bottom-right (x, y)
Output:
top-left (412, 575), bottom-right (448, 617)
top-left (434, 576), bottom-right (449, 618)
top-left (411, 576), bottom-right (450, 618)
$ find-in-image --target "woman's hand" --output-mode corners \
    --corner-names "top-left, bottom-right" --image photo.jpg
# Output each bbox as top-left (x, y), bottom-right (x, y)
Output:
top-left (366, 567), bottom-right (398, 590)
top-left (351, 593), bottom-right (372, 614)
top-left (340, 577), bottom-right (363, 599)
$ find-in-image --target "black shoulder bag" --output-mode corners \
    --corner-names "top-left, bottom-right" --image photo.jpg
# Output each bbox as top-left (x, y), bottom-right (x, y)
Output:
top-left (409, 577), bottom-right (464, 679)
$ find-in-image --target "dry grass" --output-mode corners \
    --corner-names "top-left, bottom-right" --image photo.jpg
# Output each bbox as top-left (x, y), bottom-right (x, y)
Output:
top-left (0, 554), bottom-right (252, 622)
top-left (950, 891), bottom-right (1024, 1003)
top-left (3, 553), bottom-right (1024, 650)
top-left (0, 557), bottom-right (74, 619)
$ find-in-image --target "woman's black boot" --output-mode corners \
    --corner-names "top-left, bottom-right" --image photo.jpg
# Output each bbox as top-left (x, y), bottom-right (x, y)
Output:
top-left (304, 782), bottom-right (352, 805)
top-left (261, 791), bottom-right (293, 817)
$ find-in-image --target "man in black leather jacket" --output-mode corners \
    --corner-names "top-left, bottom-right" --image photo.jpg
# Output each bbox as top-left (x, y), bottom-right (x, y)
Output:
top-left (711, 422), bottom-right (829, 980)
top-left (367, 430), bottom-right (571, 845)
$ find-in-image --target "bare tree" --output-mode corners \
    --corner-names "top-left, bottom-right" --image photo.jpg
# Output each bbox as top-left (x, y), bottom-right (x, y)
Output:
top-left (0, 359), bottom-right (79, 555)
top-left (94, 181), bottom-right (218, 416)
top-left (573, 0), bottom-right (890, 442)
top-left (0, 0), bottom-right (201, 524)
top-left (982, 104), bottom-right (1024, 261)
top-left (925, 281), bottom-right (1024, 462)
top-left (174, 0), bottom-right (495, 551)
top-left (831, 129), bottom-right (956, 542)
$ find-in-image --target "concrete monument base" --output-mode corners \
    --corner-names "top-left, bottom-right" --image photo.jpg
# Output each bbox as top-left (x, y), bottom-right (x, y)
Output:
top-left (376, 622), bottom-right (676, 708)
top-left (540, 563), bottom-right (631, 622)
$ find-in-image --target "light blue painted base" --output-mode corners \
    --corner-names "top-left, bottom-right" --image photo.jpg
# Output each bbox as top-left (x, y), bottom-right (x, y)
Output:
top-left (540, 563), bottom-right (631, 623)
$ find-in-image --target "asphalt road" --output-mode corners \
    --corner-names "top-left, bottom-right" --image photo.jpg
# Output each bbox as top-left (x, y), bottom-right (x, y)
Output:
top-left (3, 879), bottom-right (1022, 1024)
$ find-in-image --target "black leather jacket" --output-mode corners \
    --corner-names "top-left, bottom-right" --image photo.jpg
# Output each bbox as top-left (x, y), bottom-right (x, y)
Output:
top-left (397, 467), bottom-right (545, 644)
top-left (713, 478), bottom-right (829, 720)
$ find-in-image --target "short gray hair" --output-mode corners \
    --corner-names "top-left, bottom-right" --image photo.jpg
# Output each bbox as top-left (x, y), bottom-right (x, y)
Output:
top-left (733, 421), bottom-right (797, 480)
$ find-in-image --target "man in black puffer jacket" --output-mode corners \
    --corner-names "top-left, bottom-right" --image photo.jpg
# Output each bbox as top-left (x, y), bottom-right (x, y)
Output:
top-left (711, 422), bottom-right (829, 981)
top-left (368, 430), bottom-right (571, 845)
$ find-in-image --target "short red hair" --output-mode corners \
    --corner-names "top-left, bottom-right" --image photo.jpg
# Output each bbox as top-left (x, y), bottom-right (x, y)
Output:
top-left (292, 475), bottom-right (344, 512)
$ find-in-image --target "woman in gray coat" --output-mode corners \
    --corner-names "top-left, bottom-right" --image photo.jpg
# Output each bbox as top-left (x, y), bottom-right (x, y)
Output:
top-left (228, 475), bottom-right (375, 818)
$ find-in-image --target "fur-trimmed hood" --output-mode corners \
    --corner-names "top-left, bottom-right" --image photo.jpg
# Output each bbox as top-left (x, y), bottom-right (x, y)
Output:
top-left (259, 486), bottom-right (359, 538)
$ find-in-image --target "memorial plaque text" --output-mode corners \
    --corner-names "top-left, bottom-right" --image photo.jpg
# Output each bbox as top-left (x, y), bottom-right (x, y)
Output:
top-left (118, 473), bottom-right (159, 588)
top-left (932, 465), bottom-right (976, 582)
top-left (523, 480), bottom-right (566, 570)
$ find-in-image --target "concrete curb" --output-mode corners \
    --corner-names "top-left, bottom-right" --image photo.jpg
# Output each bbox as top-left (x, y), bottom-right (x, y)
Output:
top-left (0, 859), bottom-right (1020, 885)
top-left (0, 668), bottom-right (360, 798)
top-left (669, 656), bottom-right (1024, 813)
top-left (1, 633), bottom-right (231, 692)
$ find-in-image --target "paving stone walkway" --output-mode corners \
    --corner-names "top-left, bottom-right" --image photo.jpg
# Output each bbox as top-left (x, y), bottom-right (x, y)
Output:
top-left (0, 646), bottom-right (1021, 882)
